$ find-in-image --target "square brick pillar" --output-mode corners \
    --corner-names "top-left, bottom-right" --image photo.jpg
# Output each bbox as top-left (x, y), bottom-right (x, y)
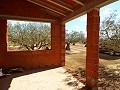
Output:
top-left (0, 19), bottom-right (7, 65)
top-left (51, 22), bottom-right (65, 66)
top-left (86, 9), bottom-right (100, 89)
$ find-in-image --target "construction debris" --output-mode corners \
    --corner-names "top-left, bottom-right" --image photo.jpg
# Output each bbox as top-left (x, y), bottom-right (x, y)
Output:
top-left (8, 68), bottom-right (23, 74)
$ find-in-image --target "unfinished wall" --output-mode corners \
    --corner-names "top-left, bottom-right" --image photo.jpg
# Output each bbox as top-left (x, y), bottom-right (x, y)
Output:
top-left (0, 19), bottom-right (65, 69)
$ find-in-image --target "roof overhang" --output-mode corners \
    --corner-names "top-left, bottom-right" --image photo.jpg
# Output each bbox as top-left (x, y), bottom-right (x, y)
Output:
top-left (0, 0), bottom-right (118, 23)
top-left (62, 0), bottom-right (118, 23)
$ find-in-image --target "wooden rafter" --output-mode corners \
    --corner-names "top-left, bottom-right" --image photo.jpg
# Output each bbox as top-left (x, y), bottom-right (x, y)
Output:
top-left (62, 0), bottom-right (118, 23)
top-left (47, 0), bottom-right (73, 12)
top-left (45, 9), bottom-right (61, 17)
top-left (72, 0), bottom-right (84, 6)
top-left (27, 0), bottom-right (66, 16)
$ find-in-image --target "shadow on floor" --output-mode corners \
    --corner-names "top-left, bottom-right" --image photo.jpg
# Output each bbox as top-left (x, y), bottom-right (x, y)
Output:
top-left (99, 53), bottom-right (120, 60)
top-left (0, 66), bottom-right (59, 90)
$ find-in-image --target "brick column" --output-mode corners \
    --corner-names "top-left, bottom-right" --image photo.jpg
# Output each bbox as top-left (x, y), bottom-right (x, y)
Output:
top-left (51, 22), bottom-right (65, 66)
top-left (86, 9), bottom-right (100, 89)
top-left (0, 19), bottom-right (7, 66)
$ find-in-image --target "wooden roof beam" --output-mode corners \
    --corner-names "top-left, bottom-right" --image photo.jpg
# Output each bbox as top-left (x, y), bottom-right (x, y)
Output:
top-left (27, 0), bottom-right (66, 16)
top-left (47, 0), bottom-right (73, 12)
top-left (0, 14), bottom-right (56, 22)
top-left (72, 0), bottom-right (84, 6)
top-left (45, 9), bottom-right (61, 17)
top-left (62, 0), bottom-right (118, 23)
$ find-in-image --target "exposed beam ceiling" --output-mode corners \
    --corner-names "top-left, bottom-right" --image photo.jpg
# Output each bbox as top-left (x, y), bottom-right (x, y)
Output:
top-left (27, 0), bottom-right (66, 16)
top-left (0, 0), bottom-right (118, 23)
top-left (0, 14), bottom-right (56, 22)
top-left (47, 0), bottom-right (73, 12)
top-left (72, 0), bottom-right (84, 6)
top-left (62, 0), bottom-right (118, 23)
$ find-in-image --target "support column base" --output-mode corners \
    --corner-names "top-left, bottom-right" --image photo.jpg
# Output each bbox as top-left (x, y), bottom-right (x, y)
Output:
top-left (86, 76), bottom-right (98, 90)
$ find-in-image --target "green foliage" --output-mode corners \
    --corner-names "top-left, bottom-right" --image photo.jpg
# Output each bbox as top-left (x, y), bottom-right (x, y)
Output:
top-left (8, 22), bottom-right (51, 50)
top-left (66, 31), bottom-right (85, 45)
top-left (100, 11), bottom-right (120, 45)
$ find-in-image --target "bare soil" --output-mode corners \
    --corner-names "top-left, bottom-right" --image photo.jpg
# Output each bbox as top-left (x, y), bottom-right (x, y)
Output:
top-left (64, 43), bottom-right (120, 90)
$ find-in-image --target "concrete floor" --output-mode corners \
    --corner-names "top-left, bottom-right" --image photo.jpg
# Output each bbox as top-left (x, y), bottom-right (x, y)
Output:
top-left (0, 67), bottom-right (85, 90)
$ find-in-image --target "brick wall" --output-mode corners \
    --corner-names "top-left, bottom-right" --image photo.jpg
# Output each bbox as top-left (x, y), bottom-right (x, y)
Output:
top-left (0, 19), bottom-right (7, 67)
top-left (0, 19), bottom-right (65, 69)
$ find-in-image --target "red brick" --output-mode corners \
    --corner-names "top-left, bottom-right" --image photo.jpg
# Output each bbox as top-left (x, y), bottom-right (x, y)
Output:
top-left (86, 9), bottom-right (100, 88)
top-left (87, 44), bottom-right (99, 51)
top-left (87, 9), bottom-right (99, 17)
top-left (87, 24), bottom-right (100, 32)
top-left (0, 21), bottom-right (65, 69)
top-left (87, 16), bottom-right (100, 24)
top-left (86, 70), bottom-right (98, 78)
top-left (87, 51), bottom-right (99, 58)
top-left (86, 63), bottom-right (99, 71)
top-left (86, 57), bottom-right (99, 64)
top-left (86, 76), bottom-right (98, 88)
top-left (61, 61), bottom-right (65, 66)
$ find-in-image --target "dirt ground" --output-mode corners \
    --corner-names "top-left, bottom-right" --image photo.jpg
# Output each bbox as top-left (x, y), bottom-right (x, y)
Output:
top-left (64, 43), bottom-right (120, 90)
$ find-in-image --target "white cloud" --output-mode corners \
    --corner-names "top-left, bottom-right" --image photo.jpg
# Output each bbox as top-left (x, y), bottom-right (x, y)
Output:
top-left (75, 25), bottom-right (80, 29)
top-left (79, 15), bottom-right (87, 23)
top-left (102, 8), bottom-right (112, 15)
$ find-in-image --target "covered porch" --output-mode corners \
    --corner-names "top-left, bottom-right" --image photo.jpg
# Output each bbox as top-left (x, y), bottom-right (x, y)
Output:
top-left (0, 0), bottom-right (117, 89)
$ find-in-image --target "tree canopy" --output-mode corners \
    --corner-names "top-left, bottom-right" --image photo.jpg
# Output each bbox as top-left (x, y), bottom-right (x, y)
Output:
top-left (8, 21), bottom-right (86, 51)
top-left (100, 11), bottom-right (120, 45)
top-left (66, 31), bottom-right (85, 45)
top-left (8, 22), bottom-right (51, 50)
top-left (65, 30), bottom-right (85, 50)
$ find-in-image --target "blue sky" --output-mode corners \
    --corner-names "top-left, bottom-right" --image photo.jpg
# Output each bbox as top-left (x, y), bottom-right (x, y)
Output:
top-left (66, 0), bottom-right (120, 36)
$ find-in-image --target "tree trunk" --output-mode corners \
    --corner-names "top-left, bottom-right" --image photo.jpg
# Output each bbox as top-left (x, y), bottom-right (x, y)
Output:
top-left (66, 42), bottom-right (70, 50)
top-left (73, 43), bottom-right (75, 45)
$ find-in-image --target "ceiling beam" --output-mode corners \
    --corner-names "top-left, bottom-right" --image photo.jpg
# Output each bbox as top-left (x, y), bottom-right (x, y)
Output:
top-left (72, 0), bottom-right (84, 6)
top-left (0, 0), bottom-right (60, 22)
top-left (62, 0), bottom-right (118, 23)
top-left (47, 0), bottom-right (73, 12)
top-left (27, 0), bottom-right (66, 16)
top-left (45, 9), bottom-right (61, 17)
top-left (0, 14), bottom-right (56, 22)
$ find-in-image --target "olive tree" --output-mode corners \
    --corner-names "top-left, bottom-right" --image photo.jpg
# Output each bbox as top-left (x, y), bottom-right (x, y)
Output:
top-left (66, 31), bottom-right (85, 50)
top-left (8, 22), bottom-right (51, 50)
top-left (100, 11), bottom-right (120, 45)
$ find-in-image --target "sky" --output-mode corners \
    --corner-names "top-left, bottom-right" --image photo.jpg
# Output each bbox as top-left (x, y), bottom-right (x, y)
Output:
top-left (66, 0), bottom-right (120, 36)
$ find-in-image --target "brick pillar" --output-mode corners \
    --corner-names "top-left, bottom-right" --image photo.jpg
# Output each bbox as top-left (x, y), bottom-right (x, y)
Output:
top-left (0, 19), bottom-right (7, 66)
top-left (86, 9), bottom-right (100, 89)
top-left (51, 21), bottom-right (65, 66)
